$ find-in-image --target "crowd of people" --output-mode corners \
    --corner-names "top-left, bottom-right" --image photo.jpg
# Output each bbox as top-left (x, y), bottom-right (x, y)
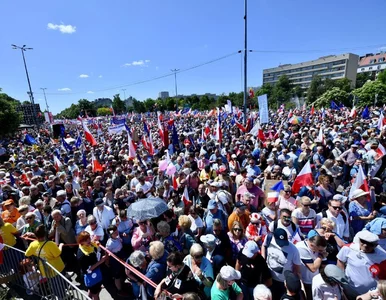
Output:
top-left (0, 105), bottom-right (386, 300)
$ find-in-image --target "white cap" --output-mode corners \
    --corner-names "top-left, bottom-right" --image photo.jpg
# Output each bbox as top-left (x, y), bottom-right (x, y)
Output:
top-left (220, 266), bottom-right (241, 281)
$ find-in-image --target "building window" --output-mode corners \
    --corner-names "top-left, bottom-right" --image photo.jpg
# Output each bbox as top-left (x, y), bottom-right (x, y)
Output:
top-left (369, 67), bottom-right (373, 70)
top-left (379, 57), bottom-right (385, 63)
top-left (361, 68), bottom-right (365, 71)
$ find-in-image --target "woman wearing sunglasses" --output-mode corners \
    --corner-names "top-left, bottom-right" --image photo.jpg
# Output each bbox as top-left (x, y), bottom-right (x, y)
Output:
top-left (277, 185), bottom-right (297, 212)
top-left (291, 196), bottom-right (316, 239)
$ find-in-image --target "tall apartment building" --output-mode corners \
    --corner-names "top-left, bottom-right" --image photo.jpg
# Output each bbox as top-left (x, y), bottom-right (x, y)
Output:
top-left (357, 52), bottom-right (386, 77)
top-left (158, 91), bottom-right (170, 99)
top-left (263, 53), bottom-right (359, 88)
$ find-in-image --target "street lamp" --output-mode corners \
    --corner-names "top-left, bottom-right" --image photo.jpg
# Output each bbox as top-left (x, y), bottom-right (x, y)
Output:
top-left (12, 44), bottom-right (38, 126)
top-left (171, 69), bottom-right (180, 109)
top-left (243, 0), bottom-right (248, 125)
top-left (40, 88), bottom-right (50, 112)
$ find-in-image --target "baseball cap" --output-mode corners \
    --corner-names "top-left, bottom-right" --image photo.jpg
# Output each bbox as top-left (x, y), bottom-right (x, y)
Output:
top-left (332, 194), bottom-right (348, 203)
top-left (356, 230), bottom-right (379, 244)
top-left (242, 241), bottom-right (259, 258)
top-left (207, 200), bottom-right (218, 210)
top-left (235, 201), bottom-right (247, 209)
top-left (220, 266), bottom-right (241, 281)
top-left (274, 228), bottom-right (289, 247)
top-left (324, 264), bottom-right (349, 284)
top-left (284, 270), bottom-right (301, 293)
top-left (200, 234), bottom-right (216, 246)
top-left (56, 190), bottom-right (66, 197)
top-left (95, 198), bottom-right (104, 206)
top-left (250, 213), bottom-right (262, 223)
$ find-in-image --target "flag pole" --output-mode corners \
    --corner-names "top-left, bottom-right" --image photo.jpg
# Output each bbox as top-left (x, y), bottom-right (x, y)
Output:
top-left (243, 0), bottom-right (248, 125)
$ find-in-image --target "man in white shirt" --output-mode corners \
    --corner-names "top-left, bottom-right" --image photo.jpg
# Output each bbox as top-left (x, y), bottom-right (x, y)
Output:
top-left (312, 264), bottom-right (347, 300)
top-left (296, 230), bottom-right (328, 300)
top-left (93, 198), bottom-right (115, 231)
top-left (55, 190), bottom-right (71, 217)
top-left (261, 228), bottom-right (301, 300)
top-left (268, 209), bottom-right (302, 244)
top-left (135, 175), bottom-right (152, 196)
top-left (315, 198), bottom-right (350, 241)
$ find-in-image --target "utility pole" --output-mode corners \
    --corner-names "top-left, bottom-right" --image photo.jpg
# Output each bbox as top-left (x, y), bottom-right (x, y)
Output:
top-left (12, 44), bottom-right (38, 126)
top-left (171, 69), bottom-right (180, 109)
top-left (122, 89), bottom-right (127, 101)
top-left (40, 88), bottom-right (49, 112)
top-left (243, 0), bottom-right (248, 125)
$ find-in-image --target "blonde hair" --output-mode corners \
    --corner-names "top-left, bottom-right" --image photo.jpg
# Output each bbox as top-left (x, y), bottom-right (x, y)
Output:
top-left (190, 243), bottom-right (203, 256)
top-left (378, 280), bottom-right (386, 299)
top-left (19, 196), bottom-right (31, 207)
top-left (320, 217), bottom-right (335, 228)
top-left (149, 241), bottom-right (164, 260)
top-left (178, 215), bottom-right (192, 230)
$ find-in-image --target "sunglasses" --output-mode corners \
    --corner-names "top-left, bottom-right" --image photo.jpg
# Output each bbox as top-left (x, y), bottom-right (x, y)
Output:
top-left (233, 228), bottom-right (242, 232)
top-left (359, 239), bottom-right (376, 247)
top-left (331, 206), bottom-right (343, 211)
top-left (284, 191), bottom-right (291, 193)
top-left (138, 222), bottom-right (146, 225)
top-left (26, 217), bottom-right (32, 220)
top-left (193, 254), bottom-right (203, 259)
top-left (89, 222), bottom-right (97, 225)
top-left (282, 216), bottom-right (291, 220)
top-left (303, 204), bottom-right (311, 207)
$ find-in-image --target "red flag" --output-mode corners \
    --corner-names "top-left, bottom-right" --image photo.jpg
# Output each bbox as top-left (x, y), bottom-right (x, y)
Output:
top-left (349, 165), bottom-right (369, 198)
top-left (181, 186), bottom-right (192, 206)
top-left (215, 108), bottom-right (222, 144)
top-left (127, 132), bottom-right (136, 159)
top-left (173, 175), bottom-right (178, 190)
top-left (82, 119), bottom-right (97, 146)
top-left (249, 122), bottom-right (265, 142)
top-left (92, 153), bottom-right (103, 172)
top-left (378, 112), bottom-right (386, 130)
top-left (376, 144), bottom-right (386, 157)
top-left (249, 88), bottom-right (255, 99)
top-left (292, 161), bottom-right (314, 194)
top-left (235, 121), bottom-right (247, 133)
top-left (310, 105), bottom-right (315, 116)
top-left (53, 156), bottom-right (62, 172)
top-left (349, 106), bottom-right (357, 118)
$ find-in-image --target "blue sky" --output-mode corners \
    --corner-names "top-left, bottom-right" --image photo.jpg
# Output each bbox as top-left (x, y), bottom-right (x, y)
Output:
top-left (1, 0), bottom-right (385, 114)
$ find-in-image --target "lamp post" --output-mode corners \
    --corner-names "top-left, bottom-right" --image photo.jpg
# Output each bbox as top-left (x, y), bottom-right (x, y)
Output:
top-left (243, 0), bottom-right (248, 125)
top-left (40, 88), bottom-right (49, 112)
top-left (12, 44), bottom-right (38, 126)
top-left (171, 69), bottom-right (180, 109)
top-left (122, 89), bottom-right (127, 101)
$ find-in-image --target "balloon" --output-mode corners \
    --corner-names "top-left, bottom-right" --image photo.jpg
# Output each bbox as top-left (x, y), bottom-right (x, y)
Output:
top-left (166, 164), bottom-right (176, 176)
top-left (158, 160), bottom-right (168, 171)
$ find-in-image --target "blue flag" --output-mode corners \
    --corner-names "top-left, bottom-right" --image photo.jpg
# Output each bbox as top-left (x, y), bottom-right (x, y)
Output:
top-left (60, 125), bottom-right (65, 138)
top-left (112, 117), bottom-right (126, 125)
top-left (75, 135), bottom-right (82, 148)
top-left (231, 115), bottom-right (236, 126)
top-left (362, 106), bottom-right (370, 119)
top-left (61, 137), bottom-right (73, 152)
top-left (330, 101), bottom-right (340, 110)
top-left (82, 151), bottom-right (88, 168)
top-left (270, 180), bottom-right (284, 192)
top-left (9, 173), bottom-right (15, 186)
top-left (24, 134), bottom-right (38, 145)
top-left (172, 125), bottom-right (179, 152)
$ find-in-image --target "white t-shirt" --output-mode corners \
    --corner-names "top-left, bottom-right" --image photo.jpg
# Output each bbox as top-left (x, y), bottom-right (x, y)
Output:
top-left (93, 206), bottom-right (115, 230)
top-left (85, 224), bottom-right (105, 241)
top-left (268, 220), bottom-right (302, 244)
top-left (315, 210), bottom-right (349, 238)
top-left (312, 273), bottom-right (343, 300)
top-left (337, 244), bottom-right (386, 295)
top-left (188, 215), bottom-right (203, 234)
top-left (261, 207), bottom-right (276, 227)
top-left (296, 240), bottom-right (324, 284)
top-left (263, 236), bottom-right (301, 282)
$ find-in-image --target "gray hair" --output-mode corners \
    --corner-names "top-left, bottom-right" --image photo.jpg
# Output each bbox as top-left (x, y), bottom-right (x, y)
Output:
top-left (213, 218), bottom-right (222, 228)
top-left (19, 196), bottom-right (31, 206)
top-left (77, 209), bottom-right (86, 217)
top-left (253, 284), bottom-right (272, 300)
top-left (64, 182), bottom-right (72, 189)
top-left (51, 209), bottom-right (62, 217)
top-left (190, 243), bottom-right (203, 256)
top-left (157, 221), bottom-right (170, 236)
top-left (129, 250), bottom-right (146, 268)
top-left (244, 192), bottom-right (254, 199)
top-left (87, 215), bottom-right (96, 223)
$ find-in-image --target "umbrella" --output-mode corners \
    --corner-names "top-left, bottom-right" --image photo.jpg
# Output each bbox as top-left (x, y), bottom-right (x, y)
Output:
top-left (289, 116), bottom-right (303, 124)
top-left (127, 197), bottom-right (168, 221)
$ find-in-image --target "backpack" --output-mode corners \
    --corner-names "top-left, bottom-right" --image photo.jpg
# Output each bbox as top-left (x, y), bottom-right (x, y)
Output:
top-left (215, 190), bottom-right (233, 205)
top-left (321, 209), bottom-right (347, 224)
top-left (273, 219), bottom-right (297, 233)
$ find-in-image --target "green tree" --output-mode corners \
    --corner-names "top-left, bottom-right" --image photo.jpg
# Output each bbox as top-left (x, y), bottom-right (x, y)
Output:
top-left (292, 85), bottom-right (304, 98)
top-left (271, 75), bottom-right (293, 108)
top-left (112, 94), bottom-right (126, 114)
top-left (199, 95), bottom-right (211, 110)
top-left (143, 98), bottom-right (156, 112)
top-left (378, 70), bottom-right (386, 85)
top-left (333, 78), bottom-right (352, 93)
top-left (356, 73), bottom-right (373, 88)
top-left (165, 98), bottom-right (177, 111)
top-left (352, 80), bottom-right (386, 107)
top-left (132, 99), bottom-right (146, 113)
top-left (228, 92), bottom-right (244, 107)
top-left (307, 76), bottom-right (325, 104)
top-left (97, 107), bottom-right (112, 116)
top-left (78, 99), bottom-right (96, 116)
top-left (314, 87), bottom-right (349, 108)
top-left (0, 98), bottom-right (22, 136)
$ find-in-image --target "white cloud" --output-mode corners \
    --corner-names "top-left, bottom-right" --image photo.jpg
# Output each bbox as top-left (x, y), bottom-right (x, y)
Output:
top-left (58, 88), bottom-right (71, 91)
top-left (47, 23), bottom-right (76, 34)
top-left (87, 91), bottom-right (94, 94)
top-left (378, 46), bottom-right (386, 52)
top-left (79, 74), bottom-right (89, 78)
top-left (98, 75), bottom-right (103, 78)
top-left (122, 59), bottom-right (150, 67)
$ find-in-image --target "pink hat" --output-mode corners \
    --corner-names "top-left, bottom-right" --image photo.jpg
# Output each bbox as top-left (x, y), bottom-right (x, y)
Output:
top-left (250, 213), bottom-right (262, 223)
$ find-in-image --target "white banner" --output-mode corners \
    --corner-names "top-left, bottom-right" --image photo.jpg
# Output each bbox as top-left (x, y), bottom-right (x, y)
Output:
top-left (258, 94), bottom-right (269, 124)
top-left (108, 124), bottom-right (127, 135)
